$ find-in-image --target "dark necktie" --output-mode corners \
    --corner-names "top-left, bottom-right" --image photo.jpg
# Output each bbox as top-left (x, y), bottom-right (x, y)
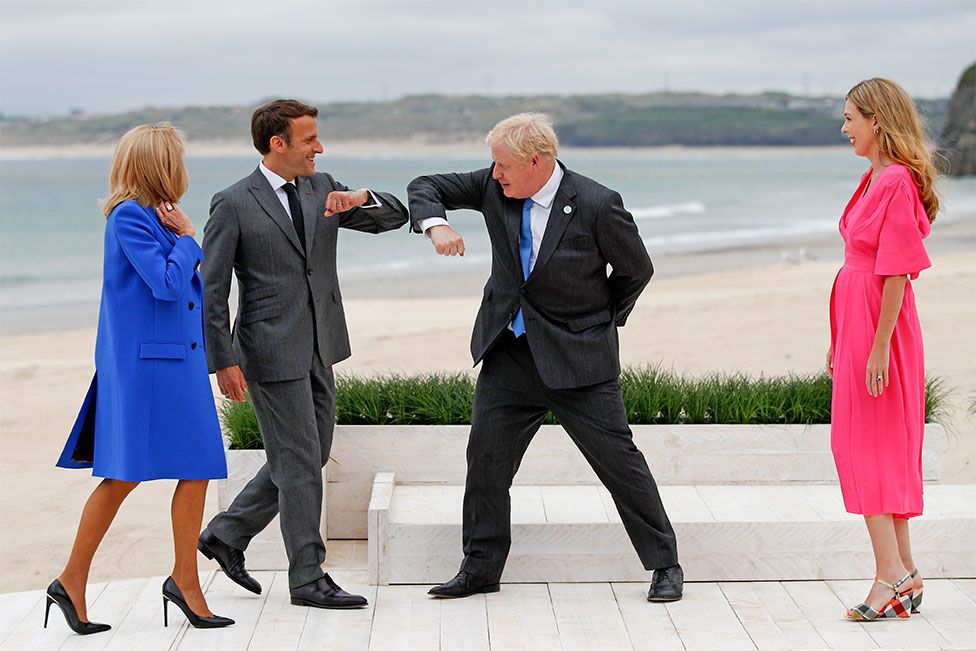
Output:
top-left (282, 182), bottom-right (306, 254)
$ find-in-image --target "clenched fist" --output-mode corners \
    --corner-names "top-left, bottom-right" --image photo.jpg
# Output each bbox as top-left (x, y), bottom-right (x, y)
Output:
top-left (428, 225), bottom-right (465, 257)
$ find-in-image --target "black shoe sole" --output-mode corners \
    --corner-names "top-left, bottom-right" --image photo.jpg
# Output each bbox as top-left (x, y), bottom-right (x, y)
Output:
top-left (197, 541), bottom-right (261, 595)
top-left (289, 597), bottom-right (368, 609)
top-left (647, 594), bottom-right (683, 602)
top-left (428, 583), bottom-right (501, 599)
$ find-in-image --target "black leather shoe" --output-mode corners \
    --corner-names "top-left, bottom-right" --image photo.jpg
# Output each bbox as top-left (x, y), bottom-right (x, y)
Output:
top-left (648, 564), bottom-right (684, 602)
top-left (44, 579), bottom-right (111, 635)
top-left (428, 571), bottom-right (500, 599)
top-left (162, 577), bottom-right (235, 629)
top-left (198, 527), bottom-right (261, 595)
top-left (289, 574), bottom-right (368, 609)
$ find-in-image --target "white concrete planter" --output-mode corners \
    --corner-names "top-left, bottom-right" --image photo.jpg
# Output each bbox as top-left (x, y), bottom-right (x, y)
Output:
top-left (324, 423), bottom-right (944, 539)
top-left (216, 448), bottom-right (328, 571)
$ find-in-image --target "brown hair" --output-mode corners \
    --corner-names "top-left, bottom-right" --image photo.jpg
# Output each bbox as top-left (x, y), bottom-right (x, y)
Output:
top-left (102, 123), bottom-right (188, 218)
top-left (251, 99), bottom-right (319, 155)
top-left (846, 78), bottom-right (940, 223)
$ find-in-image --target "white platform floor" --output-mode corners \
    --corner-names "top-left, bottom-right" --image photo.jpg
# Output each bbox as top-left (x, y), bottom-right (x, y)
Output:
top-left (3, 542), bottom-right (974, 651)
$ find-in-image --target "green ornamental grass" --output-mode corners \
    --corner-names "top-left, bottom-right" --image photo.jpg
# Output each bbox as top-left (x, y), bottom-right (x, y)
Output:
top-left (222, 367), bottom-right (950, 450)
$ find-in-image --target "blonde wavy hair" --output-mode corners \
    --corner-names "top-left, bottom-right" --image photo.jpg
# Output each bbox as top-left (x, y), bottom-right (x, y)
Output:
top-left (102, 123), bottom-right (188, 217)
top-left (846, 78), bottom-right (940, 223)
top-left (485, 112), bottom-right (559, 163)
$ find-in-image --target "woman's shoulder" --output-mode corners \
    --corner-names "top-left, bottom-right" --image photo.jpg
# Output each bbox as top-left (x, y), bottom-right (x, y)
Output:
top-left (876, 163), bottom-right (915, 191)
top-left (108, 199), bottom-right (155, 226)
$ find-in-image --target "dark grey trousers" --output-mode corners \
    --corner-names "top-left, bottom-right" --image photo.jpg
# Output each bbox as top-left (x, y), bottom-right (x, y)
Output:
top-left (208, 355), bottom-right (335, 588)
top-left (460, 332), bottom-right (678, 582)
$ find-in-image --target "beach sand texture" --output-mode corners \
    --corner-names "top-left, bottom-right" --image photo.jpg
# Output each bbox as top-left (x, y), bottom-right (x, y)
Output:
top-left (1, 249), bottom-right (973, 594)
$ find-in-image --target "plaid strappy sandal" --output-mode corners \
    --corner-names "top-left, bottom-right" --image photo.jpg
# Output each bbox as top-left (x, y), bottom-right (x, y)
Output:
top-left (909, 568), bottom-right (923, 613)
top-left (845, 573), bottom-right (913, 621)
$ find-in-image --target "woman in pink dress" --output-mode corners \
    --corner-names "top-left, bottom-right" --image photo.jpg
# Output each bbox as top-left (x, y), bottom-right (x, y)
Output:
top-left (829, 78), bottom-right (938, 621)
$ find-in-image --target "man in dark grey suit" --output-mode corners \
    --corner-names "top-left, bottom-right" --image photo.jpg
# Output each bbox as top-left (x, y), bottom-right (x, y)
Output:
top-left (409, 113), bottom-right (682, 602)
top-left (199, 99), bottom-right (408, 609)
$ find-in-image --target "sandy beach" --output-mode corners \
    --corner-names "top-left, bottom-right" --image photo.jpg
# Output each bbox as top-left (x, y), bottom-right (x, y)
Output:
top-left (1, 231), bottom-right (973, 594)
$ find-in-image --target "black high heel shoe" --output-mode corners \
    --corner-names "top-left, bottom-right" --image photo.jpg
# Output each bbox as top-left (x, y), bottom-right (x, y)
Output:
top-left (44, 579), bottom-right (111, 635)
top-left (162, 577), bottom-right (234, 629)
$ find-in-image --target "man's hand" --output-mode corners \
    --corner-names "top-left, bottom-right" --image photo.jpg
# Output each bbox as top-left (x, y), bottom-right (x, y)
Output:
top-left (324, 190), bottom-right (368, 217)
top-left (217, 365), bottom-right (248, 402)
top-left (428, 225), bottom-right (465, 256)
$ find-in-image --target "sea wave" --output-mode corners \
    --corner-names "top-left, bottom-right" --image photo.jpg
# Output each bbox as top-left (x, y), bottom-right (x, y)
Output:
top-left (630, 202), bottom-right (705, 220)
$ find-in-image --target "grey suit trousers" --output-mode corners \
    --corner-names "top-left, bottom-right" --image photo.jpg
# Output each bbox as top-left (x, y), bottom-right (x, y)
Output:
top-left (460, 332), bottom-right (679, 582)
top-left (209, 355), bottom-right (335, 588)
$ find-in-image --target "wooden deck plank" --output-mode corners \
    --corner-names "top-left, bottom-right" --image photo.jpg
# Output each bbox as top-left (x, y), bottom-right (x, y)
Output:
top-left (950, 578), bottom-right (976, 603)
top-left (298, 573), bottom-right (377, 651)
top-left (548, 582), bottom-right (632, 650)
top-left (438, 592), bottom-right (490, 651)
top-left (665, 583), bottom-right (756, 650)
top-left (102, 575), bottom-right (187, 651)
top-left (510, 486), bottom-right (546, 524)
top-left (1, 581), bottom-right (107, 650)
top-left (695, 486), bottom-right (777, 522)
top-left (719, 581), bottom-right (826, 649)
top-left (485, 583), bottom-right (560, 651)
top-left (246, 571), bottom-right (308, 650)
top-left (827, 579), bottom-right (950, 649)
top-left (610, 582), bottom-right (684, 650)
top-left (0, 589), bottom-right (44, 647)
top-left (782, 580), bottom-right (877, 649)
top-left (62, 577), bottom-right (150, 651)
top-left (176, 571), bottom-right (272, 650)
top-left (367, 585), bottom-right (439, 651)
top-left (659, 486), bottom-right (714, 522)
top-left (907, 579), bottom-right (976, 649)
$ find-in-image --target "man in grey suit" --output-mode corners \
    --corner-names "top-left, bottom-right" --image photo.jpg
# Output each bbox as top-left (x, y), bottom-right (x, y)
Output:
top-left (199, 99), bottom-right (408, 609)
top-left (409, 113), bottom-right (682, 602)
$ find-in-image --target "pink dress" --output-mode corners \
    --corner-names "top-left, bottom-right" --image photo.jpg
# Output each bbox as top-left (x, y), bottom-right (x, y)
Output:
top-left (830, 163), bottom-right (931, 519)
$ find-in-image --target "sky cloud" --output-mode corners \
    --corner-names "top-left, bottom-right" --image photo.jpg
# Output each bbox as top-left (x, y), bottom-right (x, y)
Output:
top-left (1, 0), bottom-right (973, 116)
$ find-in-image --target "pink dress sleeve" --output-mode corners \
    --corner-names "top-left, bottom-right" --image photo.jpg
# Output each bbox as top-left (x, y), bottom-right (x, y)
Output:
top-left (874, 181), bottom-right (932, 280)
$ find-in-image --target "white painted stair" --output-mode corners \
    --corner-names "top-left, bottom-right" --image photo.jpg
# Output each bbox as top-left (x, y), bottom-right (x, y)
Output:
top-left (368, 474), bottom-right (976, 585)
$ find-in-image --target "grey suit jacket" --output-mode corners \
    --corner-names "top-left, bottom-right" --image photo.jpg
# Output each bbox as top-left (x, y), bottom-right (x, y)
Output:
top-left (407, 161), bottom-right (652, 390)
top-left (203, 167), bottom-right (408, 383)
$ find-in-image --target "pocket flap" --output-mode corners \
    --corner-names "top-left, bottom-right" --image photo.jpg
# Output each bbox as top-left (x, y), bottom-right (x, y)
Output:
top-left (566, 309), bottom-right (613, 332)
top-left (140, 341), bottom-right (186, 359)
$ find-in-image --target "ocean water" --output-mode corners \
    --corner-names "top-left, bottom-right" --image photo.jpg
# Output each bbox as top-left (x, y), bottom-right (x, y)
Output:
top-left (1, 148), bottom-right (974, 334)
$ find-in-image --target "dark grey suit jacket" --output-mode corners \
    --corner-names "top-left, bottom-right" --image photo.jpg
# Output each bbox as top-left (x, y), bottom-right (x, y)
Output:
top-left (204, 167), bottom-right (408, 383)
top-left (408, 161), bottom-right (652, 390)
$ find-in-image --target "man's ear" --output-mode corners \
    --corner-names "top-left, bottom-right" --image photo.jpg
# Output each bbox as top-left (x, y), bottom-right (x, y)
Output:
top-left (269, 134), bottom-right (288, 153)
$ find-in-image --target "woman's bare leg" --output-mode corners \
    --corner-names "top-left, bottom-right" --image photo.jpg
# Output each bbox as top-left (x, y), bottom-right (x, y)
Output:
top-left (170, 479), bottom-right (213, 617)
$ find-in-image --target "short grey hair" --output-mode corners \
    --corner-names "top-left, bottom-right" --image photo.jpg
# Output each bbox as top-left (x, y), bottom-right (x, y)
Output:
top-left (485, 112), bottom-right (559, 162)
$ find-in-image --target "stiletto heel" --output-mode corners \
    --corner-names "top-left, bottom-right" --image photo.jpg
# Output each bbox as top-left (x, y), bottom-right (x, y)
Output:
top-left (44, 579), bottom-right (111, 635)
top-left (910, 568), bottom-right (923, 613)
top-left (161, 577), bottom-right (234, 629)
top-left (845, 573), bottom-right (914, 621)
top-left (163, 596), bottom-right (168, 627)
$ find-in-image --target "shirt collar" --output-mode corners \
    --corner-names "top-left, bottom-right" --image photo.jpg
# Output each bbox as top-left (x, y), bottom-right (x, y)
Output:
top-left (259, 161), bottom-right (292, 192)
top-left (530, 163), bottom-right (563, 209)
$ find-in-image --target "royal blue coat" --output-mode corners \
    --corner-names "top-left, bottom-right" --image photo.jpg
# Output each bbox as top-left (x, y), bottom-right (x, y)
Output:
top-left (57, 200), bottom-right (227, 481)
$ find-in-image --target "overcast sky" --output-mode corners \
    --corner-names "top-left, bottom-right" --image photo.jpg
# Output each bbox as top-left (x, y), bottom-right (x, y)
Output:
top-left (1, 0), bottom-right (974, 117)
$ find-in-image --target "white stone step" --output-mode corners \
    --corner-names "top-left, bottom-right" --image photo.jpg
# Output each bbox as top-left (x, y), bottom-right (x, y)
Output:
top-left (368, 475), bottom-right (976, 585)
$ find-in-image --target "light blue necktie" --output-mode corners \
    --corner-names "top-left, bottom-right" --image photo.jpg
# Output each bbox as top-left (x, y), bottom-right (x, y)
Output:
top-left (512, 199), bottom-right (533, 337)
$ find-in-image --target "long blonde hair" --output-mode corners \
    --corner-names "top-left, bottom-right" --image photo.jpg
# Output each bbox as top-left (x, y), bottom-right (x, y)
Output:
top-left (102, 124), bottom-right (188, 217)
top-left (846, 78), bottom-right (940, 223)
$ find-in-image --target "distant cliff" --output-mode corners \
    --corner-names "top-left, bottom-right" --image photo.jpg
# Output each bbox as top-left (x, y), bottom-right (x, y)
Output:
top-left (0, 91), bottom-right (948, 149)
top-left (940, 63), bottom-right (976, 177)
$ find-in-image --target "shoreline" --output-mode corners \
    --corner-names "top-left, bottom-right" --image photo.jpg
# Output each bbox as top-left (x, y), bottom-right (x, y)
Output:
top-left (0, 142), bottom-right (854, 161)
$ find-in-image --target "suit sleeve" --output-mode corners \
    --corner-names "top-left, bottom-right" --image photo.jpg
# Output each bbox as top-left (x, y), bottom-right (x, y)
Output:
top-left (201, 191), bottom-right (241, 372)
top-left (595, 191), bottom-right (653, 327)
top-left (874, 181), bottom-right (931, 280)
top-left (113, 203), bottom-right (202, 302)
top-left (326, 174), bottom-right (409, 234)
top-left (406, 168), bottom-right (492, 233)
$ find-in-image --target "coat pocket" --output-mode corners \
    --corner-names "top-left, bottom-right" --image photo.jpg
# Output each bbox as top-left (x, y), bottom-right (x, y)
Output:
top-left (239, 302), bottom-right (281, 325)
top-left (140, 341), bottom-right (187, 359)
top-left (566, 308), bottom-right (613, 332)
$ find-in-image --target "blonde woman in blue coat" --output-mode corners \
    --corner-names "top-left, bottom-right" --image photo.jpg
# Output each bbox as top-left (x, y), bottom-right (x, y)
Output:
top-left (49, 124), bottom-right (232, 634)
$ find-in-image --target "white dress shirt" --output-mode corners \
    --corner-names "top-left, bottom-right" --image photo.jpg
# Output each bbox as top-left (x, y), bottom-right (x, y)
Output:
top-left (259, 161), bottom-right (381, 223)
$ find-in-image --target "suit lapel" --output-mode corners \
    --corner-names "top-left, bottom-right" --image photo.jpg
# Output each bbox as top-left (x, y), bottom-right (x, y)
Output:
top-left (529, 167), bottom-right (577, 280)
top-left (297, 176), bottom-right (318, 255)
top-left (248, 168), bottom-right (305, 257)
